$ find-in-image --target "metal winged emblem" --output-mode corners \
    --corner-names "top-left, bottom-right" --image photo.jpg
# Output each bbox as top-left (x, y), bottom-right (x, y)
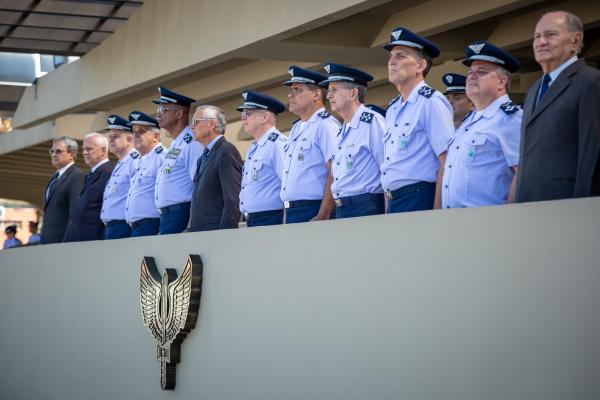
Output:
top-left (140, 255), bottom-right (203, 390)
top-left (108, 117), bottom-right (116, 124)
top-left (391, 29), bottom-right (402, 40)
top-left (131, 113), bottom-right (141, 120)
top-left (469, 43), bottom-right (485, 54)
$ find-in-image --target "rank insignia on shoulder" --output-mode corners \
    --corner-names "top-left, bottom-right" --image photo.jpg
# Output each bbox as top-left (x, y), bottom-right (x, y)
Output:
top-left (359, 111), bottom-right (374, 123)
top-left (184, 132), bottom-right (193, 143)
top-left (130, 150), bottom-right (141, 159)
top-left (388, 95), bottom-right (401, 107)
top-left (418, 86), bottom-right (434, 98)
top-left (317, 111), bottom-right (330, 118)
top-left (500, 102), bottom-right (519, 114)
top-left (155, 146), bottom-right (164, 154)
top-left (268, 132), bottom-right (279, 141)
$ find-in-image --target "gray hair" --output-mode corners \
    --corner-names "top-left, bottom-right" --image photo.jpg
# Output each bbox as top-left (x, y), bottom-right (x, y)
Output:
top-left (53, 136), bottom-right (78, 156)
top-left (84, 132), bottom-right (109, 150)
top-left (196, 105), bottom-right (227, 135)
top-left (540, 11), bottom-right (584, 54)
top-left (496, 66), bottom-right (511, 92)
top-left (336, 81), bottom-right (367, 104)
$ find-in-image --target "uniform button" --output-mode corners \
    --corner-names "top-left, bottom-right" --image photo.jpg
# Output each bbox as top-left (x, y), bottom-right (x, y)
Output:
top-left (395, 124), bottom-right (398, 127)
top-left (391, 141), bottom-right (394, 144)
top-left (386, 157), bottom-right (390, 160)
top-left (241, 202), bottom-right (244, 205)
top-left (445, 185), bottom-right (448, 188)
top-left (465, 128), bottom-right (469, 131)
top-left (242, 186), bottom-right (245, 189)
top-left (294, 138), bottom-right (297, 141)
top-left (338, 146), bottom-right (341, 150)
top-left (446, 206), bottom-right (450, 208)
top-left (335, 178), bottom-right (338, 181)
top-left (336, 162), bottom-right (340, 165)
top-left (402, 133), bottom-right (405, 137)
top-left (336, 192), bottom-right (339, 196)
top-left (289, 155), bottom-right (292, 157)
top-left (286, 171), bottom-right (288, 174)
top-left (448, 165), bottom-right (452, 168)
top-left (455, 146), bottom-right (459, 149)
top-left (383, 172), bottom-right (386, 175)
top-left (471, 140), bottom-right (475, 143)
top-left (249, 157), bottom-right (252, 159)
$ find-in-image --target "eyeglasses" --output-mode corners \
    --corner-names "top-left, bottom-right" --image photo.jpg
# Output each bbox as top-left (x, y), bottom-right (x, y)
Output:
top-left (49, 149), bottom-right (65, 155)
top-left (241, 109), bottom-right (265, 119)
top-left (156, 106), bottom-right (182, 114)
top-left (191, 118), bottom-right (215, 127)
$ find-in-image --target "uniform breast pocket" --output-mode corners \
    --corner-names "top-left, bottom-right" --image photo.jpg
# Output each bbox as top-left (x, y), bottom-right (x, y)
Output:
top-left (396, 128), bottom-right (416, 154)
top-left (297, 140), bottom-right (313, 162)
top-left (342, 145), bottom-right (361, 173)
top-left (464, 134), bottom-right (489, 164)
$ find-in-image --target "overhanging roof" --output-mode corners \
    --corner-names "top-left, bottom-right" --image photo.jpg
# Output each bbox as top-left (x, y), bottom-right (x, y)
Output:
top-left (0, 0), bottom-right (143, 56)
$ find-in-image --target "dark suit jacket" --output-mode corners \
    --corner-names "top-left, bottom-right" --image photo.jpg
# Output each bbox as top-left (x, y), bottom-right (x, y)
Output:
top-left (63, 160), bottom-right (114, 242)
top-left (41, 164), bottom-right (85, 244)
top-left (516, 59), bottom-right (600, 202)
top-left (189, 137), bottom-right (242, 232)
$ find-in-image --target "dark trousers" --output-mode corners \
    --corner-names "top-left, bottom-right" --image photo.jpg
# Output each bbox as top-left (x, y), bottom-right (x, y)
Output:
top-left (335, 193), bottom-right (385, 219)
top-left (285, 200), bottom-right (322, 224)
top-left (386, 182), bottom-right (435, 213)
top-left (246, 209), bottom-right (284, 227)
top-left (131, 218), bottom-right (160, 237)
top-left (159, 202), bottom-right (191, 235)
top-left (103, 220), bottom-right (131, 240)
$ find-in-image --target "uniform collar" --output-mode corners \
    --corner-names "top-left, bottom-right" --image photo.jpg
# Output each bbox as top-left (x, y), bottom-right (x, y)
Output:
top-left (142, 142), bottom-right (163, 158)
top-left (255, 126), bottom-right (279, 146)
top-left (403, 80), bottom-right (427, 105)
top-left (347, 104), bottom-right (369, 129)
top-left (306, 107), bottom-right (326, 124)
top-left (479, 93), bottom-right (511, 120)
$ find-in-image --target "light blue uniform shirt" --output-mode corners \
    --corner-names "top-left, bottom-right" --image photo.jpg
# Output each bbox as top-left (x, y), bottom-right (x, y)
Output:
top-left (154, 126), bottom-right (204, 208)
top-left (240, 128), bottom-right (287, 213)
top-left (280, 108), bottom-right (340, 202)
top-left (100, 149), bottom-right (140, 222)
top-left (442, 94), bottom-right (521, 208)
top-left (126, 143), bottom-right (166, 223)
top-left (381, 80), bottom-right (454, 191)
top-left (331, 104), bottom-right (385, 198)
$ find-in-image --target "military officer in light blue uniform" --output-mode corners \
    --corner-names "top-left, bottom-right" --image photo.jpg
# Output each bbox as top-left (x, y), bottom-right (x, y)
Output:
top-left (280, 65), bottom-right (340, 223)
top-left (321, 63), bottom-right (385, 219)
top-left (442, 73), bottom-right (474, 129)
top-left (237, 90), bottom-right (288, 227)
top-left (100, 114), bottom-right (139, 239)
top-left (381, 27), bottom-right (454, 213)
top-left (126, 111), bottom-right (165, 236)
top-left (442, 41), bottom-right (522, 208)
top-left (152, 86), bottom-right (204, 234)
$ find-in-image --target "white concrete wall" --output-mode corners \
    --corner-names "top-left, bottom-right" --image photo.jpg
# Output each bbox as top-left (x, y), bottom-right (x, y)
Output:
top-left (0, 198), bottom-right (599, 399)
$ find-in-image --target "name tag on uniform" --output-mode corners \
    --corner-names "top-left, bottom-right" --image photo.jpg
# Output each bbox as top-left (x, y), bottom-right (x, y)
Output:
top-left (252, 169), bottom-right (259, 183)
top-left (399, 138), bottom-right (408, 150)
top-left (345, 156), bottom-right (353, 169)
top-left (298, 154), bottom-right (304, 162)
top-left (167, 148), bottom-right (181, 159)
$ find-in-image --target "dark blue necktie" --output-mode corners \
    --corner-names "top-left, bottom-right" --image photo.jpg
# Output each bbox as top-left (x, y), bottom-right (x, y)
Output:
top-left (46, 172), bottom-right (59, 201)
top-left (536, 74), bottom-right (551, 108)
top-left (194, 148), bottom-right (210, 181)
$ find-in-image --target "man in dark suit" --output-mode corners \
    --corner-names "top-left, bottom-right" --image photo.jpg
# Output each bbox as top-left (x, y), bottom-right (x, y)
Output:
top-left (516, 11), bottom-right (600, 202)
top-left (63, 133), bottom-right (114, 242)
top-left (41, 137), bottom-right (85, 244)
top-left (188, 105), bottom-right (242, 232)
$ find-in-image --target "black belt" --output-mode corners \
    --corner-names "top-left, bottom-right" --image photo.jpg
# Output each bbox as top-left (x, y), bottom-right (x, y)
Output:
top-left (245, 209), bottom-right (283, 218)
top-left (384, 181), bottom-right (435, 200)
top-left (283, 199), bottom-right (321, 209)
top-left (104, 219), bottom-right (127, 227)
top-left (334, 193), bottom-right (384, 208)
top-left (130, 218), bottom-right (159, 230)
top-left (159, 201), bottom-right (191, 215)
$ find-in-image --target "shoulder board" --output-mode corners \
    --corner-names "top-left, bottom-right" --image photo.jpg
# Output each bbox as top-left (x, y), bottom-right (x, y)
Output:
top-left (129, 150), bottom-right (140, 159)
top-left (292, 118), bottom-right (301, 125)
top-left (317, 111), bottom-right (330, 118)
top-left (268, 132), bottom-right (279, 142)
top-left (359, 111), bottom-right (374, 124)
top-left (500, 102), bottom-right (520, 115)
top-left (183, 132), bottom-right (193, 143)
top-left (388, 95), bottom-right (401, 107)
top-left (155, 146), bottom-right (164, 154)
top-left (418, 86), bottom-right (435, 98)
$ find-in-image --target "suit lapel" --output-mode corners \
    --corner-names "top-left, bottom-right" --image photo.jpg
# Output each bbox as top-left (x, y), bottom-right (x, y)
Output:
top-left (81, 162), bottom-right (107, 193)
top-left (197, 138), bottom-right (224, 181)
top-left (527, 60), bottom-right (583, 125)
top-left (45, 165), bottom-right (73, 207)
